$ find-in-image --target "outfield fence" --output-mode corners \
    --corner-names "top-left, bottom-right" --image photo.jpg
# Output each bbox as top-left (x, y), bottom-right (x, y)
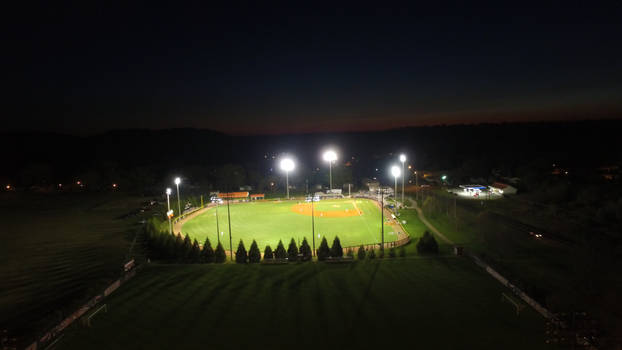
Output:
top-left (342, 235), bottom-right (411, 253)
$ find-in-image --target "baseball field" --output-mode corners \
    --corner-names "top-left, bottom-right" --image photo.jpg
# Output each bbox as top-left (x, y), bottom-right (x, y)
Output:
top-left (181, 198), bottom-right (399, 250)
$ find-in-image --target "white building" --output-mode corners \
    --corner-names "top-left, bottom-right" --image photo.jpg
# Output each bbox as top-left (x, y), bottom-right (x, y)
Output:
top-left (489, 182), bottom-right (517, 195)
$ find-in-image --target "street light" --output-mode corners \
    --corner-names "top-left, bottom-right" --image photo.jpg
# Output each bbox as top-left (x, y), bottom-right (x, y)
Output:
top-left (391, 165), bottom-right (400, 205)
top-left (174, 177), bottom-right (182, 217)
top-left (399, 154), bottom-right (406, 204)
top-left (323, 150), bottom-right (337, 191)
top-left (166, 188), bottom-right (172, 234)
top-left (280, 158), bottom-right (295, 199)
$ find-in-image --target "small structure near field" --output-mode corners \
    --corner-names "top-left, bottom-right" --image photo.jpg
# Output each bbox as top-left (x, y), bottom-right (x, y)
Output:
top-left (489, 182), bottom-right (517, 195)
top-left (218, 192), bottom-right (249, 200)
top-left (316, 190), bottom-right (343, 199)
top-left (250, 193), bottom-right (265, 200)
top-left (457, 184), bottom-right (489, 198)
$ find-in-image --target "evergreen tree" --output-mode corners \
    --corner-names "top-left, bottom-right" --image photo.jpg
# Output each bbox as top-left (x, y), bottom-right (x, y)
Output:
top-left (357, 245), bottom-right (366, 260)
top-left (389, 247), bottom-right (396, 258)
top-left (174, 233), bottom-right (184, 261)
top-left (287, 238), bottom-right (299, 262)
top-left (346, 249), bottom-right (354, 259)
top-left (299, 237), bottom-right (312, 261)
top-left (248, 240), bottom-right (261, 263)
top-left (263, 245), bottom-right (274, 260)
top-left (368, 249), bottom-right (376, 259)
top-left (201, 237), bottom-right (215, 263)
top-left (235, 240), bottom-right (247, 264)
top-left (189, 239), bottom-right (201, 263)
top-left (215, 242), bottom-right (227, 263)
top-left (274, 240), bottom-right (287, 259)
top-left (416, 231), bottom-right (439, 254)
top-left (317, 237), bottom-right (330, 261)
top-left (164, 233), bottom-right (176, 260)
top-left (182, 234), bottom-right (193, 261)
top-left (330, 236), bottom-right (343, 258)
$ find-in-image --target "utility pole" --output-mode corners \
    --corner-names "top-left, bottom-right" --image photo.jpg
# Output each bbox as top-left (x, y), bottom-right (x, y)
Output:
top-left (380, 188), bottom-right (384, 252)
top-left (415, 170), bottom-right (419, 203)
top-left (311, 196), bottom-right (315, 257)
top-left (227, 193), bottom-right (233, 261)
top-left (216, 200), bottom-right (220, 244)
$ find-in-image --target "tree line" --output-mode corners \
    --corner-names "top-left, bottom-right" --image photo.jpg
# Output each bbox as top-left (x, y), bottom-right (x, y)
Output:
top-left (142, 218), bottom-right (435, 264)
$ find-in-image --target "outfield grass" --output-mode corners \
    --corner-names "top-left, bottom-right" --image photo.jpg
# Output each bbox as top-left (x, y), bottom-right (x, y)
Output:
top-left (0, 193), bottom-right (147, 341)
top-left (58, 258), bottom-right (547, 349)
top-left (182, 198), bottom-right (396, 250)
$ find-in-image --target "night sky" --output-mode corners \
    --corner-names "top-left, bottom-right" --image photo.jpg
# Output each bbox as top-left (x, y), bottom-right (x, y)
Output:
top-left (5, 3), bottom-right (622, 135)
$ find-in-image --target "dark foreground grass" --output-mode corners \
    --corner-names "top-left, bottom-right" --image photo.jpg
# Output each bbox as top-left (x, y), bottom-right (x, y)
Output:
top-left (59, 258), bottom-right (547, 350)
top-left (0, 193), bottom-right (146, 340)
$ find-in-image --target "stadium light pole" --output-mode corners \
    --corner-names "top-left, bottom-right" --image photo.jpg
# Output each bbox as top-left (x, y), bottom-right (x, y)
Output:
top-left (379, 188), bottom-right (384, 252)
top-left (311, 196), bottom-right (316, 257)
top-left (166, 188), bottom-right (172, 234)
top-left (399, 154), bottom-right (406, 204)
top-left (215, 199), bottom-right (220, 244)
top-left (174, 177), bottom-right (182, 217)
top-left (391, 165), bottom-right (400, 206)
top-left (280, 158), bottom-right (295, 199)
top-left (227, 192), bottom-right (233, 261)
top-left (323, 150), bottom-right (337, 191)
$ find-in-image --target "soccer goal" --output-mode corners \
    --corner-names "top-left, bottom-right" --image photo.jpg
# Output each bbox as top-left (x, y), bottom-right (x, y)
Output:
top-left (82, 304), bottom-right (108, 327)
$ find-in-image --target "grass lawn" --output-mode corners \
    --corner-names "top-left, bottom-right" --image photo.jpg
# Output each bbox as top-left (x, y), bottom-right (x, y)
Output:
top-left (0, 193), bottom-right (147, 341)
top-left (58, 258), bottom-right (547, 349)
top-left (182, 198), bottom-right (396, 250)
top-left (409, 194), bottom-right (622, 337)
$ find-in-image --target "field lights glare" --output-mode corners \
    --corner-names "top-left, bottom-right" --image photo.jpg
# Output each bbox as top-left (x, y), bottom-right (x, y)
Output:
top-left (166, 188), bottom-right (172, 195)
top-left (399, 154), bottom-right (406, 163)
top-left (174, 177), bottom-right (181, 185)
top-left (391, 165), bottom-right (401, 178)
top-left (280, 158), bottom-right (295, 199)
top-left (280, 158), bottom-right (295, 172)
top-left (323, 150), bottom-right (337, 190)
top-left (323, 150), bottom-right (337, 162)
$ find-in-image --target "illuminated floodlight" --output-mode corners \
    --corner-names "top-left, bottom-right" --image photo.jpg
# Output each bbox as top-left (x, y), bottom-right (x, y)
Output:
top-left (391, 165), bottom-right (401, 178)
top-left (280, 158), bottom-right (295, 172)
top-left (280, 158), bottom-right (295, 199)
top-left (323, 150), bottom-right (338, 190)
top-left (391, 165), bottom-right (401, 202)
top-left (165, 188), bottom-right (173, 234)
top-left (323, 150), bottom-right (337, 162)
top-left (399, 154), bottom-right (406, 163)
top-left (442, 175), bottom-right (447, 180)
top-left (174, 177), bottom-right (182, 217)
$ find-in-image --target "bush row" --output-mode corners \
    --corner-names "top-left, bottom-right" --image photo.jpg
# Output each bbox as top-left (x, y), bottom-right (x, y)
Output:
top-left (143, 219), bottom-right (437, 264)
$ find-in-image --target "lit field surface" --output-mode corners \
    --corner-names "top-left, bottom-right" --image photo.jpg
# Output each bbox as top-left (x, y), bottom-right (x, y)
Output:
top-left (182, 198), bottom-right (396, 250)
top-left (58, 259), bottom-right (547, 349)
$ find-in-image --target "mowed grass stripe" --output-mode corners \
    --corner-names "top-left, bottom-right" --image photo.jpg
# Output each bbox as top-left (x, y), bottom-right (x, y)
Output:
top-left (59, 258), bottom-right (547, 350)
